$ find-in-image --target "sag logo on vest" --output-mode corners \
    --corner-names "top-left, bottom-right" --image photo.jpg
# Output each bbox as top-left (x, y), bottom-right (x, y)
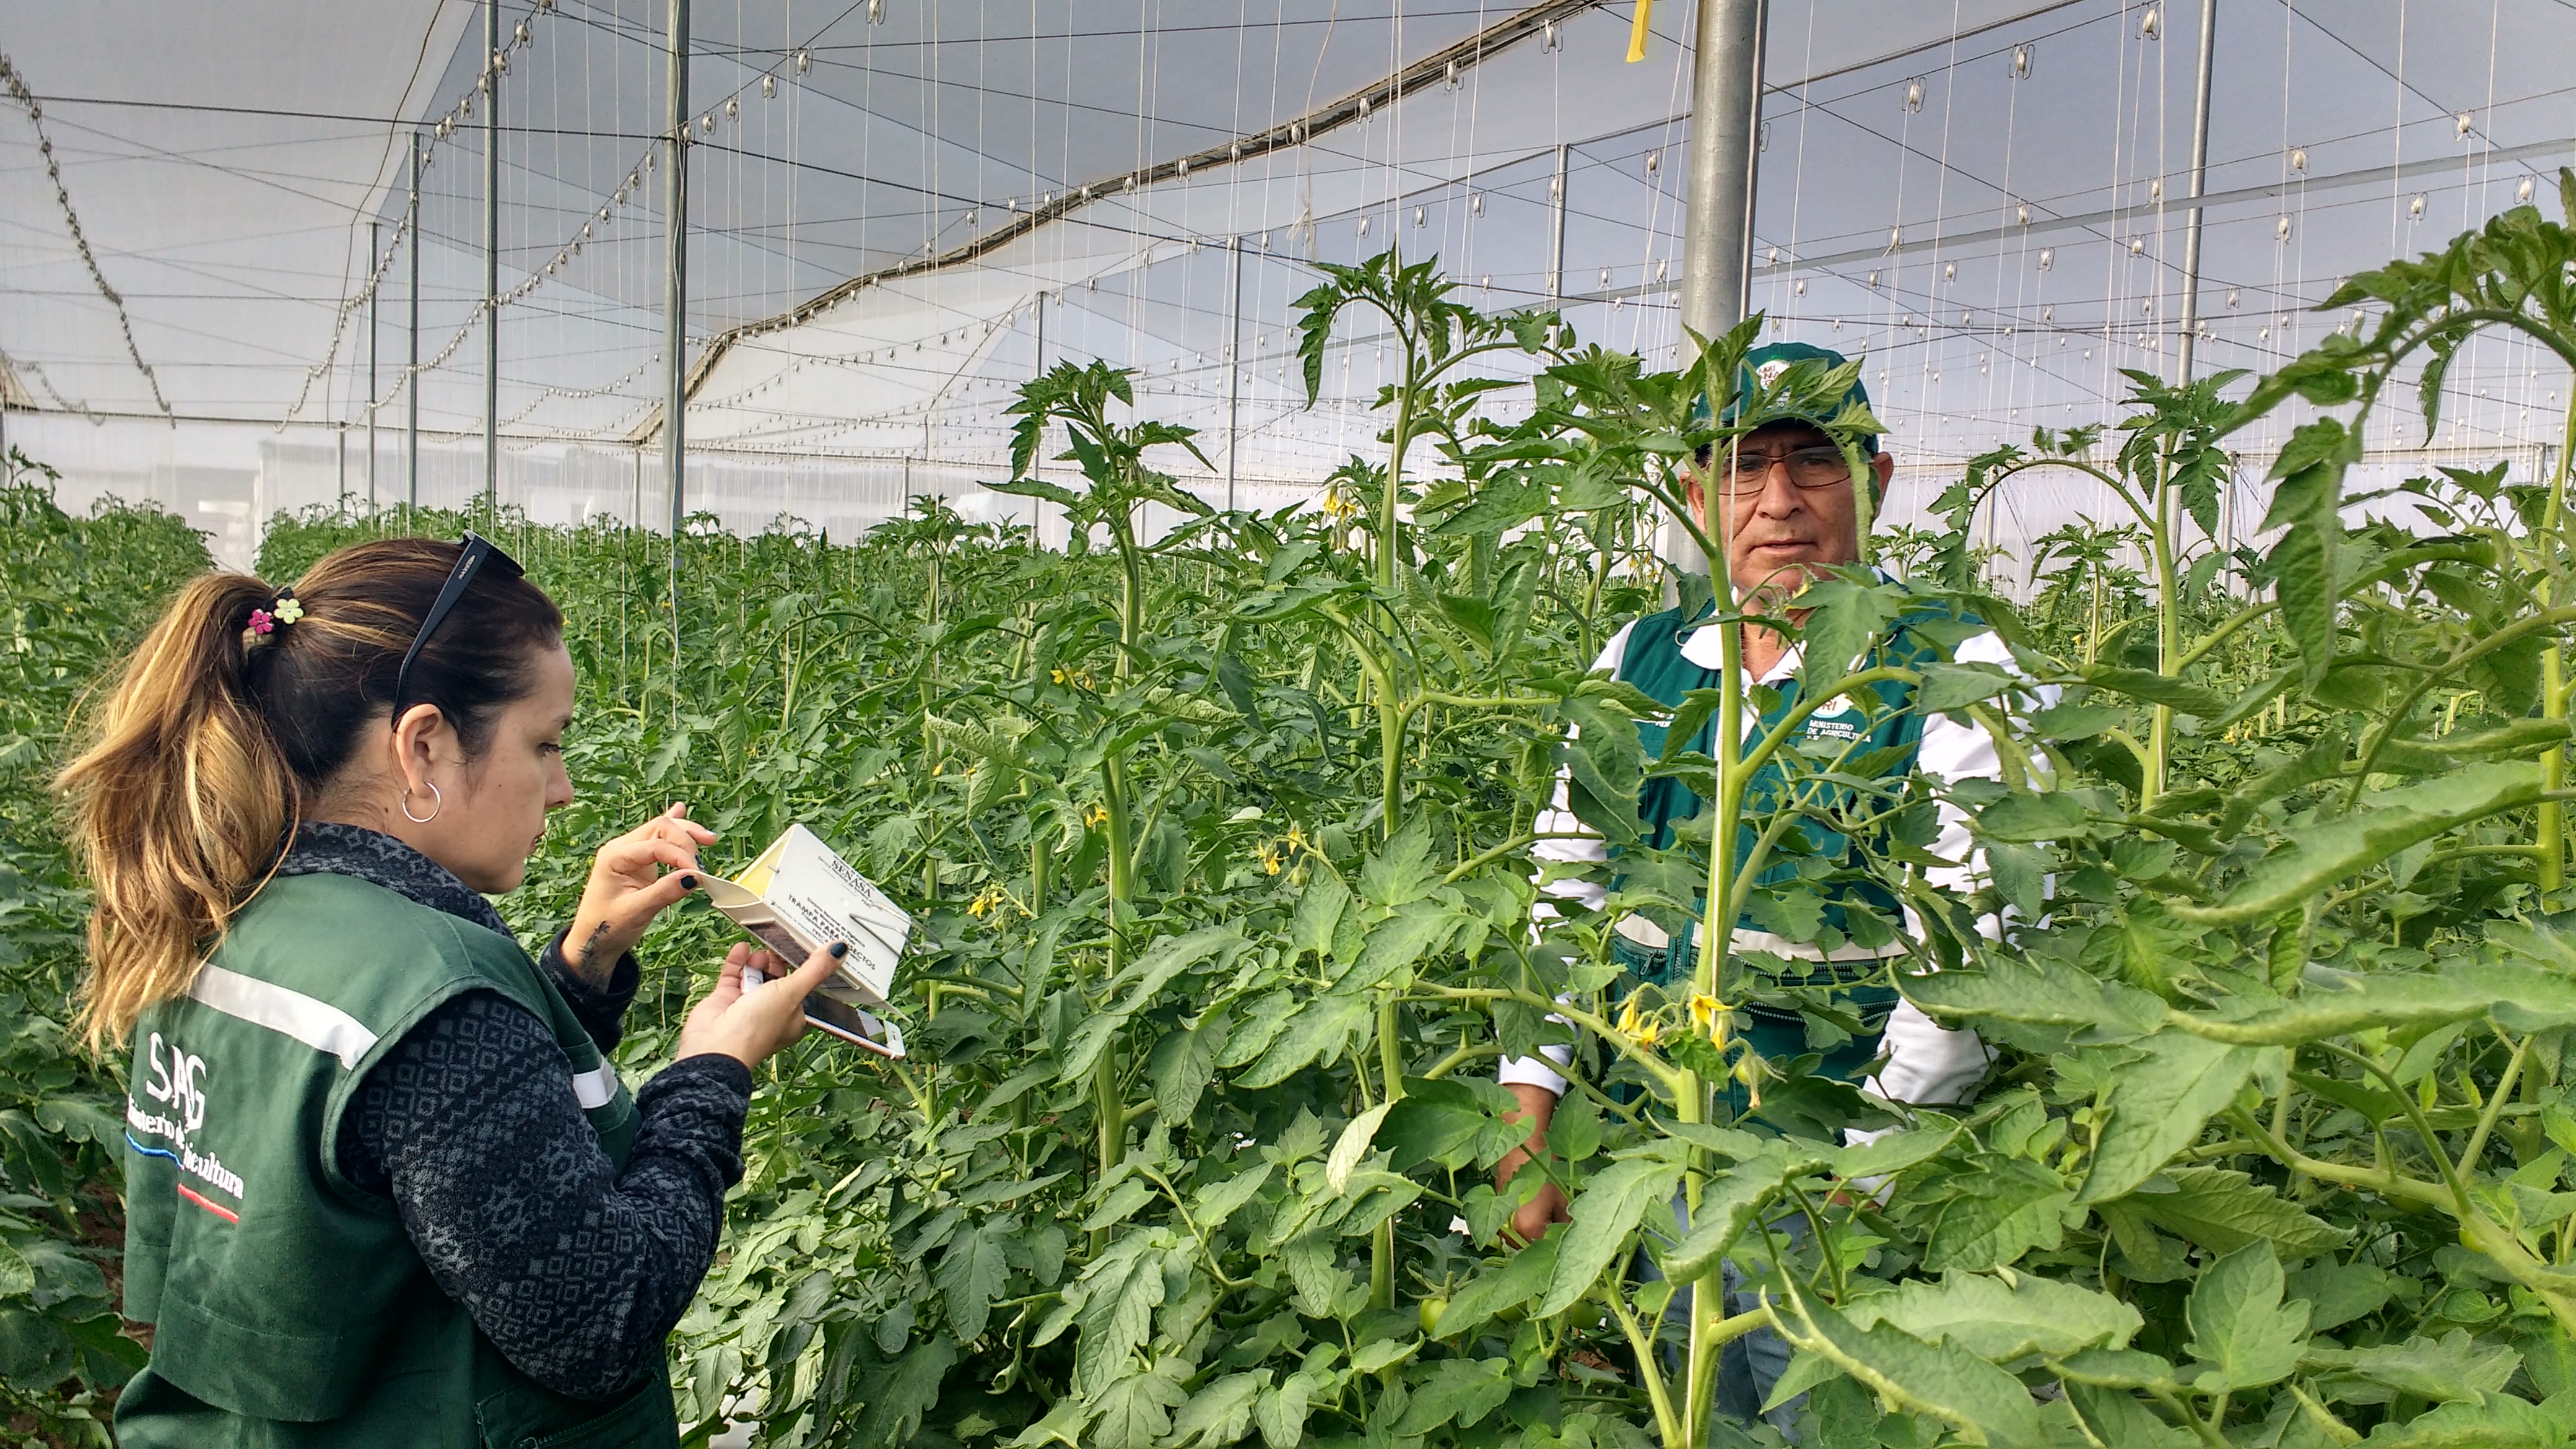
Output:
top-left (129, 1032), bottom-right (246, 1209)
top-left (141, 1032), bottom-right (207, 1134)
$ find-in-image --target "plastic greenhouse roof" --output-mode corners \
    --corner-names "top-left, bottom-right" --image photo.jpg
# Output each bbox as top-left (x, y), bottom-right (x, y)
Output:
top-left (2, 0), bottom-right (2574, 547)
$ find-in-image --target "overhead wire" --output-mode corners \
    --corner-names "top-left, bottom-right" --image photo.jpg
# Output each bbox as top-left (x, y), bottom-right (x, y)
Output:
top-left (0, 50), bottom-right (175, 419)
top-left (22, 0), bottom-right (2575, 524)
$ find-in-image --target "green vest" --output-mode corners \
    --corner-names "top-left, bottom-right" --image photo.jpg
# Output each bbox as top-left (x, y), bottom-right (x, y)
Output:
top-left (1612, 598), bottom-right (1962, 1084)
top-left (115, 871), bottom-right (680, 1449)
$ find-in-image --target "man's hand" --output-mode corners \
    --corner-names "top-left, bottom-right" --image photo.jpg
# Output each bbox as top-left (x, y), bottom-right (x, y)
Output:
top-left (1494, 1082), bottom-right (1570, 1247)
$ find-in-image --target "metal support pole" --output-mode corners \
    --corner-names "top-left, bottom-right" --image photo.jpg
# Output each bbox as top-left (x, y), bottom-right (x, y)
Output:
top-left (1225, 238), bottom-right (1244, 513)
top-left (483, 0), bottom-right (501, 510)
top-left (663, 0), bottom-right (690, 637)
top-left (1668, 0), bottom-right (1768, 574)
top-left (2175, 0), bottom-right (2222, 573)
top-left (2174, 0), bottom-right (2219, 387)
top-left (1031, 292), bottom-right (1047, 536)
top-left (368, 220), bottom-right (380, 509)
top-left (1679, 0), bottom-right (1766, 353)
top-left (407, 132), bottom-right (422, 513)
top-left (1547, 145), bottom-right (1570, 298)
top-left (2218, 464), bottom-right (2238, 588)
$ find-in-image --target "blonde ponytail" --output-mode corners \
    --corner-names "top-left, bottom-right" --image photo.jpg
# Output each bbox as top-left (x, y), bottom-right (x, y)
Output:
top-left (56, 572), bottom-right (292, 1053)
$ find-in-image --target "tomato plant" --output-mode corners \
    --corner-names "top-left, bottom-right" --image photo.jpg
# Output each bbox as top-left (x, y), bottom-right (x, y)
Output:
top-left (0, 448), bottom-right (205, 1447)
top-left (7, 176), bottom-right (2576, 1448)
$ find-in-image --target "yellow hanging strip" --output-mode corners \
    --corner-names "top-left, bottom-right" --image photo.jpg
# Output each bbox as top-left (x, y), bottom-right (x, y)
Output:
top-left (1627, 0), bottom-right (1655, 61)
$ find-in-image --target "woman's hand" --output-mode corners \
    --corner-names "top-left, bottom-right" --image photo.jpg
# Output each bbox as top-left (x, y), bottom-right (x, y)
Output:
top-left (676, 942), bottom-right (843, 1069)
top-left (562, 804), bottom-right (718, 983)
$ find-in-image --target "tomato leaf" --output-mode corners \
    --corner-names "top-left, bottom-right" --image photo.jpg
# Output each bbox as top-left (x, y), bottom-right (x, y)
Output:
top-left (2076, 1033), bottom-right (2260, 1204)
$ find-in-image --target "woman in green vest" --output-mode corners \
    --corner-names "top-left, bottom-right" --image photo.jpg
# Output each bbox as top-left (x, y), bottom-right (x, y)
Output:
top-left (56, 534), bottom-right (848, 1447)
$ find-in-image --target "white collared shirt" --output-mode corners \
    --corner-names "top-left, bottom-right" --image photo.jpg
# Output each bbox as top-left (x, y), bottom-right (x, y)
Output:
top-left (1500, 590), bottom-right (2045, 1110)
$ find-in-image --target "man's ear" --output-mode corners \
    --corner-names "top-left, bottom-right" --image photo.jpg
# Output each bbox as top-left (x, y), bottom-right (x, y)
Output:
top-left (1871, 451), bottom-right (1895, 505)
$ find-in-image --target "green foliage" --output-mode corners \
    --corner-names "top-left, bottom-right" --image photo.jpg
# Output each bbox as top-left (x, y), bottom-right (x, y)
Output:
top-left (8, 195), bottom-right (2576, 1448)
top-left (0, 448), bottom-right (208, 1443)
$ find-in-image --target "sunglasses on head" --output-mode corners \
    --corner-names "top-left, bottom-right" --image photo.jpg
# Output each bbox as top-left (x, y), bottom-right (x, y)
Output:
top-left (390, 531), bottom-right (526, 722)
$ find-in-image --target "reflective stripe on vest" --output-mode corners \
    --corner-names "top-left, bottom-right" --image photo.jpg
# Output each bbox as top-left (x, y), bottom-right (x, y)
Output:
top-left (192, 962), bottom-right (629, 1108)
top-left (189, 965), bottom-right (377, 1070)
top-left (570, 1061), bottom-right (620, 1108)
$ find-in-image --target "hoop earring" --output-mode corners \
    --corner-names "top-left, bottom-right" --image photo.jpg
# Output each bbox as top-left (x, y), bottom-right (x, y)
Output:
top-left (401, 781), bottom-right (443, 825)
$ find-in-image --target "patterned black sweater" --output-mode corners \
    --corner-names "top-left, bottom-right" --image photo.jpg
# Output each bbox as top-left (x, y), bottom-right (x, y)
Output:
top-left (277, 823), bottom-right (752, 1401)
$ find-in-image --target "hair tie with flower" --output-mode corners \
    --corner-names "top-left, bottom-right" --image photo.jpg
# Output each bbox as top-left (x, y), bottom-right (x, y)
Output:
top-left (246, 589), bottom-right (304, 638)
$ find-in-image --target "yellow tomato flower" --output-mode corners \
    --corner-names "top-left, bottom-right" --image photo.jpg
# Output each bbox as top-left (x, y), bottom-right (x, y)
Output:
top-left (1085, 803), bottom-right (1109, 828)
top-left (1687, 993), bottom-right (1727, 1034)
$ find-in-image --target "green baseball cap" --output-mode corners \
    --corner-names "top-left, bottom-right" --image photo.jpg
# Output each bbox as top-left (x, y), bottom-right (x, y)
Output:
top-left (1695, 341), bottom-right (1878, 455)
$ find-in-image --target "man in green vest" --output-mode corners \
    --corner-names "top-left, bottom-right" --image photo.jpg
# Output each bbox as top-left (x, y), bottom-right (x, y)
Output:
top-left (1494, 341), bottom-right (2027, 1433)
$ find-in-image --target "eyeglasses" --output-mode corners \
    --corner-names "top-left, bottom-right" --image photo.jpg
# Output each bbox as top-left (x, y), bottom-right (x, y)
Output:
top-left (1710, 443), bottom-right (1858, 497)
top-left (391, 531), bottom-right (525, 721)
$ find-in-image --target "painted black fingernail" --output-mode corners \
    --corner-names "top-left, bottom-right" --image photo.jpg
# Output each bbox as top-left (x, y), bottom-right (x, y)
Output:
top-left (680, 874), bottom-right (698, 890)
top-left (829, 941), bottom-right (850, 959)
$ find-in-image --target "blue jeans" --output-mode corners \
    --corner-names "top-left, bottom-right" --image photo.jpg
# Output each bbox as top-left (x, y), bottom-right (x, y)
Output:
top-left (1637, 1199), bottom-right (1805, 1439)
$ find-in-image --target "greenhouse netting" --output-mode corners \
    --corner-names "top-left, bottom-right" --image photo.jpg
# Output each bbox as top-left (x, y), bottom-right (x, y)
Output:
top-left (4, 1), bottom-right (2569, 564)
top-left (17, 7), bottom-right (2576, 1449)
